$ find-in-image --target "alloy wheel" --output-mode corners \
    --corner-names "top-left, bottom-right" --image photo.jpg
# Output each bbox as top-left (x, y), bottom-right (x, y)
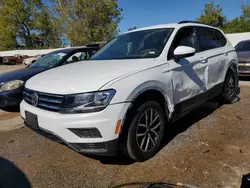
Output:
top-left (225, 72), bottom-right (236, 99)
top-left (136, 109), bottom-right (162, 152)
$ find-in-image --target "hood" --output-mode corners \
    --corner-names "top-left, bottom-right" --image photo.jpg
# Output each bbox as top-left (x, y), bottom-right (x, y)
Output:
top-left (25, 59), bottom-right (155, 94)
top-left (237, 51), bottom-right (250, 62)
top-left (0, 67), bottom-right (47, 83)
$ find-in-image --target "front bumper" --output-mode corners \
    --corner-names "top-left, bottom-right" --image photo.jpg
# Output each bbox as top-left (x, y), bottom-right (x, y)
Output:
top-left (238, 63), bottom-right (250, 76)
top-left (20, 100), bottom-right (130, 155)
top-left (0, 88), bottom-right (23, 108)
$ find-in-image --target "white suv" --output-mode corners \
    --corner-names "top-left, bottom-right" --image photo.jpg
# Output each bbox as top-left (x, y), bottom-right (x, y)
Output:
top-left (21, 21), bottom-right (239, 161)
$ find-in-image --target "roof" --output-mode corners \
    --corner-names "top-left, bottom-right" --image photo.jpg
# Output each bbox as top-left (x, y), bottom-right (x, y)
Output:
top-left (121, 22), bottom-right (220, 35)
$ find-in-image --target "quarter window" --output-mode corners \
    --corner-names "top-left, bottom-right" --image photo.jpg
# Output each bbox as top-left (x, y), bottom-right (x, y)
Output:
top-left (214, 30), bottom-right (227, 47)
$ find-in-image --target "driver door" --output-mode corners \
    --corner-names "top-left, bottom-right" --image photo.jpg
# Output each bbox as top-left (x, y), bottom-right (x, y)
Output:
top-left (168, 26), bottom-right (209, 112)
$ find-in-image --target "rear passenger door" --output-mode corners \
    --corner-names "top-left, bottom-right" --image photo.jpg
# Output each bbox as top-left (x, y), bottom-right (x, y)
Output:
top-left (195, 27), bottom-right (226, 89)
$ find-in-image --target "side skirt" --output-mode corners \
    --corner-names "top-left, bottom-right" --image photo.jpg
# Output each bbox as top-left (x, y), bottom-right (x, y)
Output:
top-left (171, 82), bottom-right (224, 122)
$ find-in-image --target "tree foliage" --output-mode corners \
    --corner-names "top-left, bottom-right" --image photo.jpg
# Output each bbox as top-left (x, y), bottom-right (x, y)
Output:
top-left (197, 2), bottom-right (250, 34)
top-left (0, 0), bottom-right (122, 50)
top-left (0, 0), bottom-right (62, 50)
top-left (197, 1), bottom-right (226, 27)
top-left (52, 0), bottom-right (122, 46)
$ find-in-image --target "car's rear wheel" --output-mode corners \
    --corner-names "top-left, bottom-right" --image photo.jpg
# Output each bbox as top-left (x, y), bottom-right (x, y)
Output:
top-left (122, 101), bottom-right (166, 161)
top-left (220, 69), bottom-right (238, 104)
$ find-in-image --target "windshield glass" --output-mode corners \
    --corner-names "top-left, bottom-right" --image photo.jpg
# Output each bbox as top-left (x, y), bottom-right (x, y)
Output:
top-left (91, 28), bottom-right (174, 60)
top-left (235, 41), bottom-right (250, 52)
top-left (30, 51), bottom-right (67, 68)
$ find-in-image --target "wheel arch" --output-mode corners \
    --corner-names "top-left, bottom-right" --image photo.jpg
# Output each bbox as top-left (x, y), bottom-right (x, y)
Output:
top-left (119, 81), bottom-right (174, 135)
top-left (125, 81), bottom-right (173, 117)
top-left (226, 59), bottom-right (238, 77)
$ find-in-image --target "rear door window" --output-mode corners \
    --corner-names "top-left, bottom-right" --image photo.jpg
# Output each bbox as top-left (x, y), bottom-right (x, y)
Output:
top-left (196, 27), bottom-right (222, 51)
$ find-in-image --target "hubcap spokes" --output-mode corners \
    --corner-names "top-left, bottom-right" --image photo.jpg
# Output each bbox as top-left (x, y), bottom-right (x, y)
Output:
top-left (136, 109), bottom-right (161, 152)
top-left (226, 74), bottom-right (235, 98)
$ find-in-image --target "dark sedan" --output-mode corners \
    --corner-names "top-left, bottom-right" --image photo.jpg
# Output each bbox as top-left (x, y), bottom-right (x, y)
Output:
top-left (236, 40), bottom-right (250, 76)
top-left (0, 46), bottom-right (99, 110)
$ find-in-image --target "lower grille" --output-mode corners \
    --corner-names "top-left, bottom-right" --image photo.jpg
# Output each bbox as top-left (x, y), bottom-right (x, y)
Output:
top-left (69, 128), bottom-right (102, 138)
top-left (71, 143), bottom-right (106, 152)
top-left (23, 88), bottom-right (64, 112)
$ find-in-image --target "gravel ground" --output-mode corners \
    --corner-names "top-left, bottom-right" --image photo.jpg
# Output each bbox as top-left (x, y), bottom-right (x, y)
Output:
top-left (0, 87), bottom-right (250, 188)
top-left (1, 65), bottom-right (250, 188)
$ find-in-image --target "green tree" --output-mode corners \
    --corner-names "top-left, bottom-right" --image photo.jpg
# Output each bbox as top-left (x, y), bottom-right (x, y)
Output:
top-left (34, 6), bottom-right (62, 48)
top-left (53, 0), bottom-right (122, 46)
top-left (222, 5), bottom-right (250, 33)
top-left (242, 5), bottom-right (250, 19)
top-left (222, 16), bottom-right (250, 33)
top-left (0, 0), bottom-right (63, 50)
top-left (197, 1), bottom-right (226, 27)
top-left (128, 26), bottom-right (137, 31)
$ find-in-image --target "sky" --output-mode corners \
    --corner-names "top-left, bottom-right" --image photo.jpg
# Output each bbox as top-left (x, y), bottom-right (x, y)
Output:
top-left (117, 0), bottom-right (245, 32)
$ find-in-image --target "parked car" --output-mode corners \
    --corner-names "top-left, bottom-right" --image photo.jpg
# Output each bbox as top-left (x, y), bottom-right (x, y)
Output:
top-left (235, 40), bottom-right (250, 76)
top-left (2, 54), bottom-right (30, 65)
top-left (22, 54), bottom-right (46, 67)
top-left (21, 21), bottom-right (239, 161)
top-left (0, 56), bottom-right (3, 65)
top-left (0, 46), bottom-right (99, 110)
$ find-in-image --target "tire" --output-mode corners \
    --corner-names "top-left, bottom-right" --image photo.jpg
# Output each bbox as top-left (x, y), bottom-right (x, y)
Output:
top-left (10, 61), bottom-right (16, 65)
top-left (220, 68), bottom-right (238, 104)
top-left (121, 101), bottom-right (166, 161)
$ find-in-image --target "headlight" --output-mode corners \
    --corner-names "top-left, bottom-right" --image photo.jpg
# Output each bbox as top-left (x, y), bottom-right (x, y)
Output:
top-left (60, 89), bottom-right (116, 113)
top-left (0, 80), bottom-right (24, 92)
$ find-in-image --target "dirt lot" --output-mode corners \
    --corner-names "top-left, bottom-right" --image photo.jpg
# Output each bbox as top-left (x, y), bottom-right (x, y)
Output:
top-left (0, 64), bottom-right (24, 74)
top-left (1, 65), bottom-right (250, 188)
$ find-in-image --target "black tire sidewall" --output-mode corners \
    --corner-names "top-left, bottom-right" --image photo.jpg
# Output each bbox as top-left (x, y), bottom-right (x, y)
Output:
top-left (222, 68), bottom-right (238, 103)
top-left (126, 101), bottom-right (166, 161)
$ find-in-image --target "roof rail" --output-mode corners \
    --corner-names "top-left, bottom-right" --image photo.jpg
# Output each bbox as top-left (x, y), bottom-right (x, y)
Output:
top-left (178, 21), bottom-right (202, 24)
top-left (178, 20), bottom-right (219, 27)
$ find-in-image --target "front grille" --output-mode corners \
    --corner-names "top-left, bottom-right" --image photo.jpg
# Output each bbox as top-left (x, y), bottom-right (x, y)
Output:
top-left (23, 88), bottom-right (64, 112)
top-left (238, 61), bottom-right (249, 64)
top-left (239, 66), bottom-right (250, 72)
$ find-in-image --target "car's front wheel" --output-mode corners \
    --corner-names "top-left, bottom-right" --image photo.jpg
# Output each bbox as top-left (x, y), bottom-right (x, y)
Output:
top-left (122, 101), bottom-right (166, 161)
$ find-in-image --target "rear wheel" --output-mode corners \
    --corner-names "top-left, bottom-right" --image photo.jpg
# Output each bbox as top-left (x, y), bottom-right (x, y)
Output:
top-left (220, 69), bottom-right (238, 104)
top-left (121, 101), bottom-right (166, 161)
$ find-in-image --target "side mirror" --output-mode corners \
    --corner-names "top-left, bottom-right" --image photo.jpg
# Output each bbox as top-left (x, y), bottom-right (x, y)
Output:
top-left (173, 46), bottom-right (196, 61)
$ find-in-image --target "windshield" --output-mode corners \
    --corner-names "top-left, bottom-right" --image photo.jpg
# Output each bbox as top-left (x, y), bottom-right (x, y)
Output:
top-left (91, 28), bottom-right (174, 60)
top-left (235, 41), bottom-right (250, 52)
top-left (30, 51), bottom-right (67, 68)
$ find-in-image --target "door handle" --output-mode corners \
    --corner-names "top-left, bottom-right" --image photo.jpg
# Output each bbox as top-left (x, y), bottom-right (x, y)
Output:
top-left (200, 57), bottom-right (208, 64)
top-left (223, 51), bottom-right (228, 56)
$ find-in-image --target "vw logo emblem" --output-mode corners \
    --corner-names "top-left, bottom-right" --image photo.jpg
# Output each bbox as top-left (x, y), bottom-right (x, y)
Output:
top-left (31, 92), bottom-right (39, 106)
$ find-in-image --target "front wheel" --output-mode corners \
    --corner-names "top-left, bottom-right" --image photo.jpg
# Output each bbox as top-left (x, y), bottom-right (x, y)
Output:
top-left (220, 69), bottom-right (238, 104)
top-left (122, 101), bottom-right (166, 161)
